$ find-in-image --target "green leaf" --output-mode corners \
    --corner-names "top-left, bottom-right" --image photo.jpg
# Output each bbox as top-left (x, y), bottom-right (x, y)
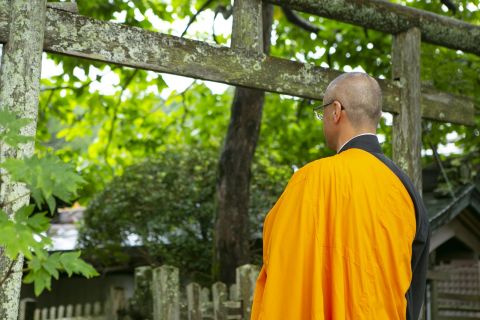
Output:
top-left (23, 267), bottom-right (52, 296)
top-left (59, 251), bottom-right (99, 278)
top-left (0, 110), bottom-right (34, 148)
top-left (14, 205), bottom-right (35, 224)
top-left (0, 155), bottom-right (86, 213)
top-left (26, 212), bottom-right (50, 233)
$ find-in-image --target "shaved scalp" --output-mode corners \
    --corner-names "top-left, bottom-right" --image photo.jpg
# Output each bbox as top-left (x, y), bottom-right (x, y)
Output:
top-left (324, 72), bottom-right (382, 128)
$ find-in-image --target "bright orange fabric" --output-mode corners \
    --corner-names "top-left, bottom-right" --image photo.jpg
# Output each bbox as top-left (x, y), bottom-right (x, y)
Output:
top-left (250, 149), bottom-right (416, 320)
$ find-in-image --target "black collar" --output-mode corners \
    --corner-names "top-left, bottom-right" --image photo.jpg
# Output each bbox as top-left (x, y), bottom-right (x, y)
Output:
top-left (338, 134), bottom-right (383, 155)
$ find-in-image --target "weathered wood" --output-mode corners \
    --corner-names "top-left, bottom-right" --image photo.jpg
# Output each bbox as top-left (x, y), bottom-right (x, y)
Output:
top-left (236, 264), bottom-right (260, 319)
top-left (420, 87), bottom-right (474, 125)
top-left (212, 282), bottom-right (228, 320)
top-left (0, 2), bottom-right (472, 125)
top-left (131, 266), bottom-right (154, 319)
top-left (46, 2), bottom-right (78, 14)
top-left (392, 27), bottom-right (422, 192)
top-left (187, 283), bottom-right (202, 320)
top-left (18, 298), bottom-right (36, 320)
top-left (105, 287), bottom-right (126, 320)
top-left (267, 0), bottom-right (480, 56)
top-left (0, 1), bottom-right (46, 319)
top-left (431, 279), bottom-right (439, 320)
top-left (152, 265), bottom-right (180, 320)
top-left (231, 0), bottom-right (263, 51)
top-left (215, 0), bottom-right (267, 284)
top-left (437, 292), bottom-right (480, 302)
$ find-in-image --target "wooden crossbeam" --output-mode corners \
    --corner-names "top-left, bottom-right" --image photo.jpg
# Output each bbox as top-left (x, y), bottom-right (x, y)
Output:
top-left (0, 1), bottom-right (474, 125)
top-left (268, 0), bottom-right (480, 56)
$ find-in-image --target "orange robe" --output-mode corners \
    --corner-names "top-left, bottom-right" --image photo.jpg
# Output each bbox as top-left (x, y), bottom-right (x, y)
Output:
top-left (250, 143), bottom-right (428, 320)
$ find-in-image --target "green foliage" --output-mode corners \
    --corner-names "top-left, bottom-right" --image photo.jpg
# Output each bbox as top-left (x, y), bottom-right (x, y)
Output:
top-left (23, 251), bottom-right (98, 296)
top-left (0, 109), bottom-right (98, 296)
top-left (1, 156), bottom-right (85, 213)
top-left (79, 147), bottom-right (289, 284)
top-left (0, 110), bottom-right (33, 147)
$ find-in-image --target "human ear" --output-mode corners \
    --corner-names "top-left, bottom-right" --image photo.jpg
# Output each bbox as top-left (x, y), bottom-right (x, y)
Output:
top-left (332, 101), bottom-right (342, 123)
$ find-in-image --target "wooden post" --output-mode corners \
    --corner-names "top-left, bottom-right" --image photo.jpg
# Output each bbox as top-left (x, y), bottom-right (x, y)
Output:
top-left (131, 266), bottom-right (153, 319)
top-left (57, 305), bottom-right (65, 318)
top-left (152, 265), bottom-right (180, 320)
top-left (215, 0), bottom-right (267, 284)
top-left (212, 282), bottom-right (227, 320)
top-left (0, 1), bottom-right (47, 318)
top-left (236, 264), bottom-right (260, 319)
top-left (392, 27), bottom-right (422, 193)
top-left (231, 0), bottom-right (264, 51)
top-left (18, 298), bottom-right (36, 320)
top-left (66, 304), bottom-right (73, 317)
top-left (105, 286), bottom-right (126, 320)
top-left (430, 279), bottom-right (439, 320)
top-left (187, 282), bottom-right (202, 320)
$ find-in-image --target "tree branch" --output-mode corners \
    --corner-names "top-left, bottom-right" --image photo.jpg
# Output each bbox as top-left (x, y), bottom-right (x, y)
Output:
top-left (181, 0), bottom-right (216, 38)
top-left (103, 69), bottom-right (139, 171)
top-left (0, 258), bottom-right (17, 290)
top-left (282, 7), bottom-right (321, 33)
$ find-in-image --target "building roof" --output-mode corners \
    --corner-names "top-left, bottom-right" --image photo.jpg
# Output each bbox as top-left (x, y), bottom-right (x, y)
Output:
top-left (425, 179), bottom-right (480, 232)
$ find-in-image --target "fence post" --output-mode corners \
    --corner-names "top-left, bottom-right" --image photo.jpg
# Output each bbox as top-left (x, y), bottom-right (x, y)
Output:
top-left (57, 305), bottom-right (65, 318)
top-left (18, 298), bottom-right (36, 320)
top-left (187, 282), bottom-right (202, 320)
top-left (212, 282), bottom-right (227, 320)
top-left (236, 264), bottom-right (259, 319)
top-left (130, 266), bottom-right (153, 319)
top-left (33, 309), bottom-right (40, 320)
top-left (66, 304), bottom-right (73, 317)
top-left (105, 286), bottom-right (127, 320)
top-left (152, 265), bottom-right (180, 320)
top-left (392, 27), bottom-right (422, 193)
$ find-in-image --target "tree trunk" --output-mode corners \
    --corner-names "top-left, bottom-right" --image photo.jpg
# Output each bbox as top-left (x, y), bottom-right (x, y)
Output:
top-left (214, 3), bottom-right (273, 284)
top-left (0, 1), bottom-right (46, 319)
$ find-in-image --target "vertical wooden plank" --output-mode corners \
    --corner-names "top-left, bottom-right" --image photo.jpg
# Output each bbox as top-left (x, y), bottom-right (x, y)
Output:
top-left (65, 304), bottom-right (73, 317)
top-left (18, 298), bottom-right (36, 320)
top-left (41, 308), bottom-right (47, 320)
top-left (74, 303), bottom-right (82, 316)
top-left (215, 0), bottom-right (266, 284)
top-left (33, 308), bottom-right (40, 320)
top-left (0, 0), bottom-right (47, 317)
top-left (93, 301), bottom-right (102, 316)
top-left (187, 283), bottom-right (202, 320)
top-left (236, 264), bottom-right (259, 319)
top-left (57, 305), bottom-right (65, 318)
top-left (152, 265), bottom-right (180, 320)
top-left (392, 27), bottom-right (422, 193)
top-left (231, 0), bottom-right (263, 51)
top-left (212, 282), bottom-right (227, 320)
top-left (49, 306), bottom-right (56, 319)
top-left (430, 279), bottom-right (439, 320)
top-left (105, 287), bottom-right (126, 320)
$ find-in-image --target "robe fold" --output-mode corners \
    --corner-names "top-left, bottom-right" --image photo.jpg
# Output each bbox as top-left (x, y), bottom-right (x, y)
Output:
top-left (250, 135), bottom-right (430, 320)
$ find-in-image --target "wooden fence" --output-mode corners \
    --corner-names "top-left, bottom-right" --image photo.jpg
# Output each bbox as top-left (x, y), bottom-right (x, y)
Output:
top-left (19, 264), bottom-right (259, 320)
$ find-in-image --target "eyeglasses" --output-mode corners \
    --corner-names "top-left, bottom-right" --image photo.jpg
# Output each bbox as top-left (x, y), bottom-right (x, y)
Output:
top-left (313, 100), bottom-right (345, 121)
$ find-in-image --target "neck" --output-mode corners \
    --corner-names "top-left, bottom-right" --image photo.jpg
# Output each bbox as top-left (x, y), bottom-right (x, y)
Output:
top-left (336, 128), bottom-right (376, 153)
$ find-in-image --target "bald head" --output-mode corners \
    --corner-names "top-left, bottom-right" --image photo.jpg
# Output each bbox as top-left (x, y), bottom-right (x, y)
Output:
top-left (324, 72), bottom-right (382, 128)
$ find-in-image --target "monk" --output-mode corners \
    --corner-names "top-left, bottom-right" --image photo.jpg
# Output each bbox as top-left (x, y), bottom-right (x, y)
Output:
top-left (250, 72), bottom-right (430, 320)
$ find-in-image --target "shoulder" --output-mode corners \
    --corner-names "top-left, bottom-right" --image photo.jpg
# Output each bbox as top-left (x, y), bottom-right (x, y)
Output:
top-left (289, 155), bottom-right (338, 183)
